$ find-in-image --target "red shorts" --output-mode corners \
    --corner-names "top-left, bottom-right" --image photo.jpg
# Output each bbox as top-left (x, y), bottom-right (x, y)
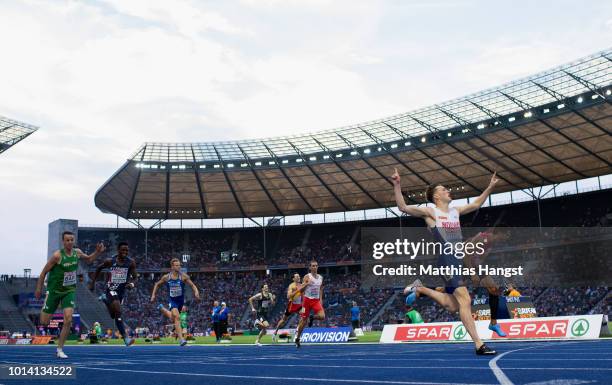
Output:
top-left (300, 297), bottom-right (323, 318)
top-left (285, 302), bottom-right (302, 315)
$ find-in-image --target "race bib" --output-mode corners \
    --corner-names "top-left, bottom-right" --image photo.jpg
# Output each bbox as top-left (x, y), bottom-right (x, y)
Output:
top-left (261, 300), bottom-right (270, 308)
top-left (63, 271), bottom-right (76, 286)
top-left (169, 285), bottom-right (182, 297)
top-left (110, 290), bottom-right (117, 297)
top-left (110, 268), bottom-right (128, 284)
top-left (308, 287), bottom-right (320, 298)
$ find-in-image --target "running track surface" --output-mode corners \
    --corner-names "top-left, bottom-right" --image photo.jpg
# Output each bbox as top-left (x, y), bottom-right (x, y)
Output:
top-left (1, 340), bottom-right (611, 385)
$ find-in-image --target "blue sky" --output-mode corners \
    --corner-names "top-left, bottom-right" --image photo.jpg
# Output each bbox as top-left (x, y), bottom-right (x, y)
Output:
top-left (0, 0), bottom-right (611, 274)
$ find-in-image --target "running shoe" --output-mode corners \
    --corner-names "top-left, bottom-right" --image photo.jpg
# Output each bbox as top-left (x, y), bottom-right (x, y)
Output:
top-left (272, 333), bottom-right (278, 343)
top-left (475, 344), bottom-right (497, 355)
top-left (403, 279), bottom-right (422, 295)
top-left (488, 323), bottom-right (507, 337)
top-left (405, 292), bottom-right (417, 306)
top-left (56, 349), bottom-right (68, 359)
top-left (294, 337), bottom-right (301, 348)
top-left (255, 341), bottom-right (262, 347)
top-left (179, 339), bottom-right (188, 346)
top-left (124, 337), bottom-right (135, 346)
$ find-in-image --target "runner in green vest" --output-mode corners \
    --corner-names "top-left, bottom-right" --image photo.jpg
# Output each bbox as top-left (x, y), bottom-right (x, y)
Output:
top-left (35, 231), bottom-right (105, 358)
top-left (405, 305), bottom-right (424, 324)
top-left (180, 306), bottom-right (189, 333)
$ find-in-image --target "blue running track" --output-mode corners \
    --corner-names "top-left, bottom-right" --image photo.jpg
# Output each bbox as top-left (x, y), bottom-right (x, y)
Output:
top-left (1, 340), bottom-right (611, 385)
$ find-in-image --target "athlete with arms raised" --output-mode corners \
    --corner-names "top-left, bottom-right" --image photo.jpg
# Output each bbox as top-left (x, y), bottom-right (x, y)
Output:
top-left (391, 168), bottom-right (498, 355)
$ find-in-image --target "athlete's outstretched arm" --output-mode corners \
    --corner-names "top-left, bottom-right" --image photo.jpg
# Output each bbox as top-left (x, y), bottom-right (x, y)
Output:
top-left (456, 172), bottom-right (499, 215)
top-left (183, 274), bottom-right (200, 300)
top-left (248, 293), bottom-right (261, 312)
top-left (76, 242), bottom-right (106, 264)
top-left (296, 275), bottom-right (310, 292)
top-left (127, 260), bottom-right (138, 289)
top-left (287, 285), bottom-right (296, 300)
top-left (88, 259), bottom-right (112, 290)
top-left (391, 168), bottom-right (430, 218)
top-left (150, 275), bottom-right (168, 302)
top-left (35, 252), bottom-right (61, 299)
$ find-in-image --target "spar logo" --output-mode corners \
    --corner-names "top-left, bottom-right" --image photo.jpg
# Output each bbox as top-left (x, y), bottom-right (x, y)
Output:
top-left (453, 325), bottom-right (467, 340)
top-left (394, 324), bottom-right (453, 341)
top-left (495, 320), bottom-right (568, 339)
top-left (301, 327), bottom-right (351, 343)
top-left (570, 319), bottom-right (589, 337)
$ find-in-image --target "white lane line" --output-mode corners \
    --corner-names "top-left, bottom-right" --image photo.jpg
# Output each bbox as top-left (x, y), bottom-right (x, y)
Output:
top-left (76, 366), bottom-right (494, 385)
top-left (488, 341), bottom-right (589, 385)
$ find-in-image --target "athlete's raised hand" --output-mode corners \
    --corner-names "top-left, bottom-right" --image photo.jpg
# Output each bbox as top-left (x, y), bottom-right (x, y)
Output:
top-left (150, 294), bottom-right (156, 303)
top-left (488, 172), bottom-right (499, 189)
top-left (391, 167), bottom-right (401, 186)
top-left (95, 242), bottom-right (106, 254)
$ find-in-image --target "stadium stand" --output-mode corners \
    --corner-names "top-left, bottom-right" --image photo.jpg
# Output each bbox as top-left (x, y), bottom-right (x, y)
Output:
top-left (4, 187), bottom-right (610, 335)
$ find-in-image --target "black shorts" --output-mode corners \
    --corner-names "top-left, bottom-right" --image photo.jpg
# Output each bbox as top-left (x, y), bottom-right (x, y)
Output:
top-left (255, 313), bottom-right (269, 326)
top-left (437, 253), bottom-right (466, 294)
top-left (351, 320), bottom-right (360, 329)
top-left (103, 287), bottom-right (125, 305)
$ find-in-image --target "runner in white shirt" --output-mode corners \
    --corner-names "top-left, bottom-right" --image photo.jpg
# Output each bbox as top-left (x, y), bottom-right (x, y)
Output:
top-left (391, 168), bottom-right (498, 355)
top-left (294, 260), bottom-right (325, 348)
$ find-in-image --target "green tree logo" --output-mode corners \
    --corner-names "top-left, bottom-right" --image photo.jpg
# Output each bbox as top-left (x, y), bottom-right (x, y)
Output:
top-left (571, 319), bottom-right (589, 337)
top-left (453, 325), bottom-right (467, 340)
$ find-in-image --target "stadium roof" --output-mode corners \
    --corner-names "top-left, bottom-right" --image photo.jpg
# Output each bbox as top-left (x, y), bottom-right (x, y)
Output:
top-left (96, 49), bottom-right (612, 220)
top-left (0, 116), bottom-right (38, 155)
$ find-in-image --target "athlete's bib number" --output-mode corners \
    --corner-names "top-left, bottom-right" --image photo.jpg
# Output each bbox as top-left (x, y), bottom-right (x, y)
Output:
top-left (261, 300), bottom-right (270, 308)
top-left (63, 271), bottom-right (76, 286)
top-left (110, 268), bottom-right (128, 284)
top-left (169, 285), bottom-right (182, 297)
top-left (307, 287), bottom-right (320, 298)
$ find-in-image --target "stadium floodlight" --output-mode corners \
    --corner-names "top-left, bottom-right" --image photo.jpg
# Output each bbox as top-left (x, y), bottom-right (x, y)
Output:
top-left (477, 123), bottom-right (485, 129)
top-left (524, 111), bottom-right (533, 118)
top-left (282, 159), bottom-right (289, 164)
top-left (508, 117), bottom-right (516, 122)
top-left (591, 94), bottom-right (598, 99)
top-left (227, 163), bottom-right (234, 168)
top-left (363, 148), bottom-right (371, 154)
top-left (543, 108), bottom-right (550, 113)
top-left (390, 143), bottom-right (398, 149)
top-left (557, 103), bottom-right (565, 109)
top-left (404, 141), bottom-right (411, 146)
top-left (350, 150), bottom-right (358, 155)
top-left (309, 156), bottom-right (317, 161)
top-left (420, 137), bottom-right (426, 143)
top-left (577, 97), bottom-right (583, 103)
top-left (268, 161), bottom-right (275, 165)
top-left (335, 153), bottom-right (343, 158)
top-left (241, 163), bottom-right (248, 167)
top-left (254, 161), bottom-right (262, 166)
top-left (606, 89), bottom-right (611, 96)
